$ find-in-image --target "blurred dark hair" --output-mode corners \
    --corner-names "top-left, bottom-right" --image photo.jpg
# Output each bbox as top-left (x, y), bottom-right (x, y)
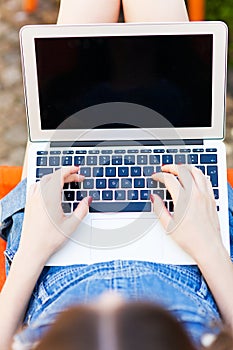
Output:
top-left (34, 302), bottom-right (233, 350)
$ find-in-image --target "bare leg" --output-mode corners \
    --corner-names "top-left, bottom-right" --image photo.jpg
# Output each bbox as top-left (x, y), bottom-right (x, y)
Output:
top-left (122, 0), bottom-right (189, 22)
top-left (57, 0), bottom-right (121, 24)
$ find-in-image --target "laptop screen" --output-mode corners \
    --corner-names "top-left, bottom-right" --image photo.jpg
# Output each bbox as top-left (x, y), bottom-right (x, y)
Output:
top-left (35, 34), bottom-right (213, 131)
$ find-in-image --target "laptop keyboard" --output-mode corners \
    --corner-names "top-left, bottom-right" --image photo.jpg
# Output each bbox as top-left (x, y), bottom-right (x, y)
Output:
top-left (36, 147), bottom-right (219, 214)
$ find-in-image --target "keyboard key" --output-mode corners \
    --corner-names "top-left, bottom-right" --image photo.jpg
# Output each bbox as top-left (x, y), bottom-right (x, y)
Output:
top-left (37, 157), bottom-right (47, 166)
top-left (99, 156), bottom-right (110, 165)
top-left (153, 189), bottom-right (164, 200)
top-left (63, 183), bottom-right (69, 189)
top-left (49, 156), bottom-right (60, 167)
top-left (128, 190), bottom-right (138, 200)
top-left (37, 151), bottom-right (48, 155)
top-left (50, 150), bottom-right (61, 155)
top-left (206, 148), bottom-right (217, 152)
top-left (147, 179), bottom-right (158, 188)
top-left (93, 167), bottom-right (104, 177)
top-left (83, 179), bottom-right (94, 189)
top-left (162, 155), bottom-right (173, 164)
top-left (137, 155), bottom-right (148, 165)
top-left (63, 150), bottom-right (74, 154)
top-left (193, 148), bottom-right (204, 153)
top-left (101, 150), bottom-right (113, 154)
top-left (89, 202), bottom-right (151, 213)
top-left (113, 189), bottom-right (125, 201)
top-left (153, 149), bottom-right (165, 153)
top-left (118, 167), bottom-right (129, 177)
top-left (187, 154), bottom-right (198, 164)
top-left (80, 167), bottom-right (91, 177)
top-left (143, 166), bottom-right (154, 176)
top-left (200, 154), bottom-right (217, 164)
top-left (88, 150), bottom-right (99, 154)
top-left (36, 168), bottom-right (53, 178)
top-left (175, 155), bottom-right (186, 164)
top-left (140, 190), bottom-right (151, 200)
top-left (207, 166), bottom-right (218, 187)
top-left (73, 202), bottom-right (79, 211)
top-left (102, 190), bottom-right (113, 200)
top-left (112, 156), bottom-right (122, 165)
top-left (75, 150), bottom-right (87, 154)
top-left (109, 179), bottom-right (119, 188)
top-left (62, 156), bottom-right (72, 166)
top-left (96, 179), bottom-right (107, 189)
top-left (64, 191), bottom-right (75, 201)
top-left (89, 190), bottom-right (100, 201)
top-left (134, 178), bottom-right (145, 188)
top-left (166, 149), bottom-right (178, 153)
top-left (169, 201), bottom-right (174, 212)
top-left (87, 156), bottom-right (97, 165)
top-left (128, 149), bottom-right (139, 154)
top-left (77, 191), bottom-right (87, 201)
top-left (149, 155), bottom-right (160, 165)
top-left (131, 167), bottom-right (141, 177)
top-left (62, 202), bottom-right (72, 213)
top-left (179, 149), bottom-right (191, 153)
top-left (166, 191), bottom-right (172, 200)
top-left (121, 178), bottom-right (132, 188)
top-left (213, 189), bottom-right (219, 199)
top-left (70, 182), bottom-right (81, 190)
top-left (196, 165), bottom-right (205, 174)
top-left (115, 149), bottom-right (126, 154)
top-left (124, 155), bottom-right (135, 165)
top-left (74, 156), bottom-right (85, 165)
top-left (106, 167), bottom-right (116, 177)
top-left (141, 149), bottom-right (152, 153)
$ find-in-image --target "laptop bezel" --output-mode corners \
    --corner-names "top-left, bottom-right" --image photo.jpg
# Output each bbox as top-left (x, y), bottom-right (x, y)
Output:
top-left (20, 22), bottom-right (228, 142)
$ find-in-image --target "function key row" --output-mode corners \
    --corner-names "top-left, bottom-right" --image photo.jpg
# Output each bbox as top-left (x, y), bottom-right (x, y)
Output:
top-left (36, 153), bottom-right (218, 167)
top-left (37, 148), bottom-right (217, 156)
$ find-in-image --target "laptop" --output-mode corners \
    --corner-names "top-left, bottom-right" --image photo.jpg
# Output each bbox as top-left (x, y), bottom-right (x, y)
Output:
top-left (19, 22), bottom-right (230, 266)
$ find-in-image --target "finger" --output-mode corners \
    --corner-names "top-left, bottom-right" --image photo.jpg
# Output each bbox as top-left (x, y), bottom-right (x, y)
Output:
top-left (27, 183), bottom-right (37, 198)
top-left (161, 164), bottom-right (194, 190)
top-left (152, 171), bottom-right (181, 203)
top-left (188, 166), bottom-right (210, 194)
top-left (64, 173), bottom-right (85, 183)
top-left (63, 196), bottom-right (92, 233)
top-left (151, 194), bottom-right (172, 230)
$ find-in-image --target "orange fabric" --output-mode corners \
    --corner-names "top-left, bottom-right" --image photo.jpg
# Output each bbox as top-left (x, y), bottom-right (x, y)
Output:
top-left (22, 0), bottom-right (38, 12)
top-left (0, 166), bottom-right (22, 291)
top-left (188, 0), bottom-right (205, 21)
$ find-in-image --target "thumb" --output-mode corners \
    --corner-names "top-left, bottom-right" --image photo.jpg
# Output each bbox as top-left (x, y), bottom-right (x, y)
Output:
top-left (151, 194), bottom-right (172, 231)
top-left (63, 196), bottom-right (92, 234)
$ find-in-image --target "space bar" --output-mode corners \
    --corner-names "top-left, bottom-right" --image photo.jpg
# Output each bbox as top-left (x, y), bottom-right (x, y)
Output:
top-left (89, 202), bottom-right (151, 213)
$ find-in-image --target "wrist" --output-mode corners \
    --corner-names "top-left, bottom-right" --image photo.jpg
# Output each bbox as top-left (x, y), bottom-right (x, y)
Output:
top-left (196, 241), bottom-right (230, 273)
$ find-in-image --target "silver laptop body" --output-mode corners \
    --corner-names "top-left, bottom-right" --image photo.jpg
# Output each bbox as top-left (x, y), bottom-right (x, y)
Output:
top-left (20, 22), bottom-right (229, 265)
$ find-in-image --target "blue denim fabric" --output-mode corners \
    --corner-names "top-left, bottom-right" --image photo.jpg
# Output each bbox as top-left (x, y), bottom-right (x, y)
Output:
top-left (1, 180), bottom-right (232, 349)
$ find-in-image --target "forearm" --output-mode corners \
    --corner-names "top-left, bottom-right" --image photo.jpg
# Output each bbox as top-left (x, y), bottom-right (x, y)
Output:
top-left (57, 0), bottom-right (121, 24)
top-left (197, 245), bottom-right (233, 331)
top-left (0, 250), bottom-right (45, 350)
top-left (122, 0), bottom-right (189, 22)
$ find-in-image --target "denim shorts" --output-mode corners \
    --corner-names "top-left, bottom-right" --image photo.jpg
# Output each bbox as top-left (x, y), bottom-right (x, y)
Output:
top-left (1, 180), bottom-right (233, 349)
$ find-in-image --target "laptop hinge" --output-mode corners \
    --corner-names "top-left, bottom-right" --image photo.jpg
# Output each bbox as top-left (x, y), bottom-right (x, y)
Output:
top-left (50, 140), bottom-right (204, 147)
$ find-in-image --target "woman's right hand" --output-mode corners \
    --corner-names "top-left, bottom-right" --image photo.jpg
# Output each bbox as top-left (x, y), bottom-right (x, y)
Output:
top-left (18, 166), bottom-right (92, 265)
top-left (151, 165), bottom-right (224, 263)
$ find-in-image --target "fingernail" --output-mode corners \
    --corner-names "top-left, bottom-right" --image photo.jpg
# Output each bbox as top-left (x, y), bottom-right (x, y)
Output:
top-left (88, 196), bottom-right (93, 206)
top-left (150, 194), bottom-right (154, 203)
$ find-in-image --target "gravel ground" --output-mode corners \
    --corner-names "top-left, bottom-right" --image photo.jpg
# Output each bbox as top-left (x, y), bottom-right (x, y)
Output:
top-left (0, 0), bottom-right (233, 167)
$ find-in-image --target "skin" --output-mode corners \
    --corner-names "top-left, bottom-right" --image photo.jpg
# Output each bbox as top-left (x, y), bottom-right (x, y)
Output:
top-left (1, 1), bottom-right (233, 349)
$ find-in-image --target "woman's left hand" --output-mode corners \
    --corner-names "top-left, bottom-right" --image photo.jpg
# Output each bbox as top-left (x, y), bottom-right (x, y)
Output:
top-left (18, 166), bottom-right (91, 264)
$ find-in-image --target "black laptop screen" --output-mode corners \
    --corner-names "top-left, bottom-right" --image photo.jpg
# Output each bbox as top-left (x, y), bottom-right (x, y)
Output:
top-left (35, 35), bottom-right (213, 130)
